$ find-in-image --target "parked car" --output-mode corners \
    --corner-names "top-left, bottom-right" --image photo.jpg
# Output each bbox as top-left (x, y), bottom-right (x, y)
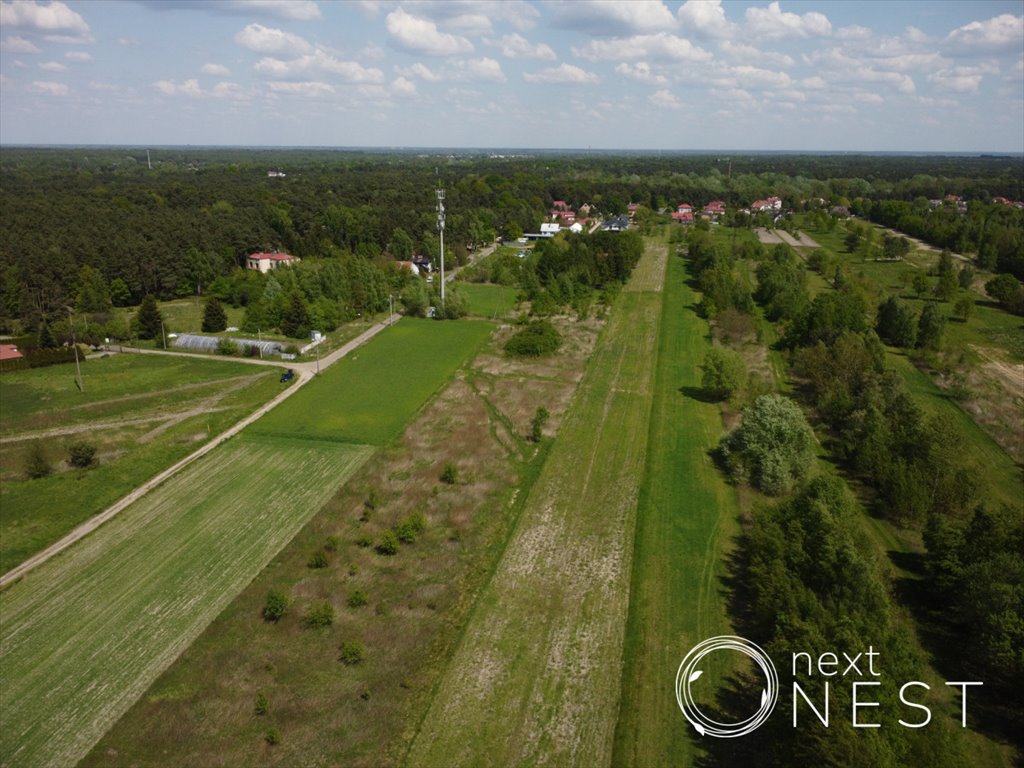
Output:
top-left (280, 369), bottom-right (294, 383)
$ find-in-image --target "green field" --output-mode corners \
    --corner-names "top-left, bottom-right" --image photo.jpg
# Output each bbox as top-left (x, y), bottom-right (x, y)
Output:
top-left (458, 282), bottom-right (519, 319)
top-left (407, 242), bottom-right (666, 767)
top-left (0, 354), bottom-right (282, 570)
top-left (612, 250), bottom-right (741, 766)
top-left (250, 318), bottom-right (493, 445)
top-left (117, 297), bottom-right (246, 336)
top-left (0, 434), bottom-right (372, 768)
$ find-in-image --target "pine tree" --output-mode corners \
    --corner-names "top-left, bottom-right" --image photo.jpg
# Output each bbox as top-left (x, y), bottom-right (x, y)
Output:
top-left (136, 294), bottom-right (163, 340)
top-left (280, 293), bottom-right (310, 338)
top-left (201, 297), bottom-right (228, 332)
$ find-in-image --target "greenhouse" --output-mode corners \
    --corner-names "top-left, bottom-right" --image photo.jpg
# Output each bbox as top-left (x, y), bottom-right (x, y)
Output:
top-left (172, 333), bottom-right (283, 356)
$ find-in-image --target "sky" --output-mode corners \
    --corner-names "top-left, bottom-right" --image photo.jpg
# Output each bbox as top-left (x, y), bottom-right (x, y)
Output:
top-left (0, 0), bottom-right (1022, 152)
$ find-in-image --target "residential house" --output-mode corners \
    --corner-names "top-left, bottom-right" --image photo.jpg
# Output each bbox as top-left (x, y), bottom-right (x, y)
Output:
top-left (0, 344), bottom-right (24, 362)
top-left (246, 252), bottom-right (300, 273)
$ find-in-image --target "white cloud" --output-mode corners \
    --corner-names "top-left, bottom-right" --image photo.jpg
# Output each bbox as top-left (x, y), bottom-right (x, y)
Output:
top-left (402, 0), bottom-right (540, 33)
top-left (391, 75), bottom-right (416, 96)
top-left (614, 61), bottom-right (667, 86)
top-left (225, 0), bottom-right (320, 20)
top-left (446, 57), bottom-right (506, 82)
top-left (64, 50), bottom-right (91, 61)
top-left (523, 63), bottom-right (599, 84)
top-left (745, 1), bottom-right (832, 39)
top-left (731, 64), bottom-right (792, 89)
top-left (234, 23), bottom-right (311, 55)
top-left (488, 33), bottom-right (556, 61)
top-left (719, 40), bottom-right (794, 68)
top-left (29, 79), bottom-right (68, 95)
top-left (678, 0), bottom-right (735, 38)
top-left (253, 50), bottom-right (384, 83)
top-left (649, 88), bottom-right (682, 109)
top-left (834, 24), bottom-right (872, 41)
top-left (397, 62), bottom-right (440, 81)
top-left (442, 13), bottom-right (492, 36)
top-left (385, 8), bottom-right (473, 57)
top-left (266, 80), bottom-right (335, 97)
top-left (118, 36), bottom-right (141, 47)
top-left (800, 76), bottom-right (827, 90)
top-left (154, 78), bottom-right (203, 97)
top-left (905, 26), bottom-right (929, 44)
top-left (201, 63), bottom-right (231, 76)
top-left (554, 0), bottom-right (677, 35)
top-left (2, 35), bottom-right (40, 53)
top-left (928, 70), bottom-right (983, 93)
top-left (0, 1), bottom-right (90, 34)
top-left (39, 60), bottom-right (65, 71)
top-left (854, 91), bottom-right (884, 104)
top-left (574, 32), bottom-right (711, 62)
top-left (946, 14), bottom-right (1024, 54)
top-left (210, 81), bottom-right (249, 99)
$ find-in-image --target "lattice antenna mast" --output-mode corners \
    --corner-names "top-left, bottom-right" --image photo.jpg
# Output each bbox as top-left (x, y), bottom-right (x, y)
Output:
top-left (436, 186), bottom-right (446, 310)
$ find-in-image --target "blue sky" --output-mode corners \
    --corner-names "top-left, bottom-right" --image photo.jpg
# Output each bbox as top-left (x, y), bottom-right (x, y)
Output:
top-left (1, 0), bottom-right (1022, 151)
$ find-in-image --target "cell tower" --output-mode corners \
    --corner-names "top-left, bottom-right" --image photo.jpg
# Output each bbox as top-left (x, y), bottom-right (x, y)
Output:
top-left (436, 186), bottom-right (446, 309)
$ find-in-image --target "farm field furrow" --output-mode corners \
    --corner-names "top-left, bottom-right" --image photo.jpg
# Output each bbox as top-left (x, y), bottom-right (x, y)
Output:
top-left (0, 435), bottom-right (372, 768)
top-left (612, 249), bottom-right (741, 767)
top-left (407, 242), bottom-right (666, 767)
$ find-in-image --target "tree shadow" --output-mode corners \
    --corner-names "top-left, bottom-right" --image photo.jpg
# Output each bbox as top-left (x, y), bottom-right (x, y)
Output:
top-left (680, 385), bottom-right (720, 404)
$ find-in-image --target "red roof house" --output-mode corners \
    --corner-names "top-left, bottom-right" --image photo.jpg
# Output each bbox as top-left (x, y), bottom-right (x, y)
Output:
top-left (0, 344), bottom-right (24, 361)
top-left (247, 252), bottom-right (300, 273)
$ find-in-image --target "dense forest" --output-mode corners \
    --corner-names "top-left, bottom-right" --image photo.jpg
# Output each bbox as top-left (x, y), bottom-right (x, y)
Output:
top-left (1, 147), bottom-right (1021, 336)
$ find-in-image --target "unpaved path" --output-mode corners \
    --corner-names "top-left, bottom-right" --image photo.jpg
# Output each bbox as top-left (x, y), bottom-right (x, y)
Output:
top-left (0, 317), bottom-right (394, 588)
top-left (973, 345), bottom-right (1024, 399)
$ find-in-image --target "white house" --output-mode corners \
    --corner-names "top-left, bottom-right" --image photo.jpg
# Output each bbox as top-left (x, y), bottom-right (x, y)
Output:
top-left (246, 252), bottom-right (300, 273)
top-left (540, 222), bottom-right (561, 236)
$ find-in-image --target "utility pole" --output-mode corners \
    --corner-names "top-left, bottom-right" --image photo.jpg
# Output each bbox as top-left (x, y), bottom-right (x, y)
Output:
top-left (437, 186), bottom-right (446, 311)
top-left (66, 306), bottom-right (83, 393)
top-left (315, 338), bottom-right (320, 375)
top-left (388, 293), bottom-right (394, 326)
top-left (161, 320), bottom-right (167, 349)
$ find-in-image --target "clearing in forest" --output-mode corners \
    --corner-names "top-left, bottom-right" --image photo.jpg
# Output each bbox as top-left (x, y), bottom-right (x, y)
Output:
top-left (407, 242), bottom-right (666, 767)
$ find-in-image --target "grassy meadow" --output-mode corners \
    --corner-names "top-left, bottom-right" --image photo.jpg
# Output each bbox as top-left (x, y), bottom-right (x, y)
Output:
top-left (612, 249), bottom-right (742, 767)
top-left (407, 241), bottom-right (666, 767)
top-left (0, 435), bottom-right (372, 768)
top-left (0, 354), bottom-right (282, 570)
top-left (457, 281), bottom-right (519, 319)
top-left (250, 318), bottom-right (493, 445)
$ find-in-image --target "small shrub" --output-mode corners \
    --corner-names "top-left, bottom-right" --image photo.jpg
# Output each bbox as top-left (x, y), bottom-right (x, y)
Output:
top-left (440, 463), bottom-right (458, 485)
top-left (339, 640), bottom-right (365, 665)
top-left (264, 727), bottom-right (280, 746)
top-left (359, 687), bottom-right (371, 700)
top-left (243, 344), bottom-right (260, 358)
top-left (395, 521), bottom-right (418, 544)
top-left (529, 406), bottom-right (550, 442)
top-left (254, 692), bottom-right (268, 716)
top-left (262, 590), bottom-right (289, 622)
top-left (324, 535), bottom-right (340, 553)
top-left (304, 601), bottom-right (335, 628)
top-left (67, 440), bottom-right (97, 468)
top-left (348, 563), bottom-right (359, 576)
top-left (307, 551), bottom-right (328, 569)
top-left (365, 488), bottom-right (380, 511)
top-left (24, 443), bottom-right (51, 479)
top-left (504, 319), bottom-right (562, 357)
top-left (375, 530), bottom-right (398, 556)
top-left (216, 337), bottom-right (238, 356)
top-left (356, 535), bottom-right (372, 548)
top-left (347, 589), bottom-right (368, 608)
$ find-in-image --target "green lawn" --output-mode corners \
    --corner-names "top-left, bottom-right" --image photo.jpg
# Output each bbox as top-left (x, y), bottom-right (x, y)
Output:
top-left (0, 354), bottom-right (282, 571)
top-left (408, 241), bottom-right (666, 767)
top-left (457, 282), bottom-right (519, 319)
top-left (612, 250), bottom-right (741, 767)
top-left (250, 318), bottom-right (493, 445)
top-left (0, 435), bottom-right (372, 768)
top-left (118, 297), bottom-right (245, 336)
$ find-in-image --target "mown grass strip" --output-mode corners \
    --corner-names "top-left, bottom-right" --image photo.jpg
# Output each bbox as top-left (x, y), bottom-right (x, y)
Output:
top-left (0, 435), bottom-right (371, 768)
top-left (407, 242), bottom-right (666, 767)
top-left (612, 250), bottom-right (741, 767)
top-left (249, 318), bottom-right (493, 446)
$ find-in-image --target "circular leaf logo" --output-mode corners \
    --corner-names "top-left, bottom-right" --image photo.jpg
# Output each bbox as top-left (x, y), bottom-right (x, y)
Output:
top-left (675, 635), bottom-right (778, 738)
